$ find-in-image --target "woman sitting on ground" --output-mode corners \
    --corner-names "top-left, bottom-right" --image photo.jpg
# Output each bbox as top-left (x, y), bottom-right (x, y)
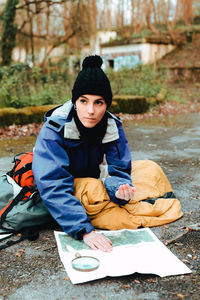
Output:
top-left (32, 55), bottom-right (136, 252)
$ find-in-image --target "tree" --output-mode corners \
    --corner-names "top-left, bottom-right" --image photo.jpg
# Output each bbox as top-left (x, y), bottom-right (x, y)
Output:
top-left (182, 0), bottom-right (193, 25)
top-left (1, 0), bottom-right (19, 65)
top-left (1, 0), bottom-right (94, 67)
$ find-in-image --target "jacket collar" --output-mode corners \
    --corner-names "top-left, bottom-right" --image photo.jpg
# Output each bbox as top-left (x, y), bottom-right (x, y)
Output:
top-left (51, 100), bottom-right (120, 143)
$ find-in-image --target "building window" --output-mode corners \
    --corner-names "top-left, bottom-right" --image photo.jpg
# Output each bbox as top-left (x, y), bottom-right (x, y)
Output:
top-left (108, 59), bottom-right (114, 68)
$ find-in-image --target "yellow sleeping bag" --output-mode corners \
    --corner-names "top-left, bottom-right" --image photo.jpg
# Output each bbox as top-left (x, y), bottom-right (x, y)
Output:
top-left (74, 160), bottom-right (183, 230)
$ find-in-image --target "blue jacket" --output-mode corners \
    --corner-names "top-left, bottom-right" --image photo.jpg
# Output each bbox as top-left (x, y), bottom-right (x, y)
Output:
top-left (32, 101), bottom-right (133, 239)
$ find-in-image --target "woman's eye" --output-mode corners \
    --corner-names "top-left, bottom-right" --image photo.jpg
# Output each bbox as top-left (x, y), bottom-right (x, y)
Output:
top-left (80, 99), bottom-right (86, 103)
top-left (96, 100), bottom-right (104, 105)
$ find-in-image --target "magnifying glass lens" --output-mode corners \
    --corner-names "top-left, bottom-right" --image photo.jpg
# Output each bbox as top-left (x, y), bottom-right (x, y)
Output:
top-left (72, 256), bottom-right (100, 272)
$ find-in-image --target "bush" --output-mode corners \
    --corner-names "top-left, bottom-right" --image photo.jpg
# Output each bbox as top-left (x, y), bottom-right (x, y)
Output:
top-left (0, 62), bottom-right (166, 109)
top-left (107, 64), bottom-right (166, 98)
top-left (0, 63), bottom-right (74, 108)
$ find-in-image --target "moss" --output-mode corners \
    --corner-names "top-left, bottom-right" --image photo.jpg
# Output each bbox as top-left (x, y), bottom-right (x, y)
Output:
top-left (0, 105), bottom-right (56, 126)
top-left (0, 96), bottom-right (150, 127)
top-left (156, 88), bottom-right (167, 102)
top-left (109, 95), bottom-right (149, 114)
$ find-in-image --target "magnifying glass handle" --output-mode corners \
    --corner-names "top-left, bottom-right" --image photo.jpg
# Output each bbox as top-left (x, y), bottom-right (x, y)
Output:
top-left (66, 245), bottom-right (81, 258)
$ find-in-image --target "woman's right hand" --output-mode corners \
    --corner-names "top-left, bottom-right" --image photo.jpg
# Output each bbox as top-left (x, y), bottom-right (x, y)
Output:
top-left (115, 184), bottom-right (136, 201)
top-left (83, 230), bottom-right (112, 252)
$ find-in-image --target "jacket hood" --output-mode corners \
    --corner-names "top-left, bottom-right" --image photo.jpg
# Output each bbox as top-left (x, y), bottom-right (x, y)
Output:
top-left (45, 100), bottom-right (121, 144)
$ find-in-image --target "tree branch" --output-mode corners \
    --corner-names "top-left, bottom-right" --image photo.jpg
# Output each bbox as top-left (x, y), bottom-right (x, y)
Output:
top-left (165, 223), bottom-right (200, 245)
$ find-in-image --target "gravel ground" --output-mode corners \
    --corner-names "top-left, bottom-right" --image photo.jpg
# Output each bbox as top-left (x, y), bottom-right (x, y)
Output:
top-left (0, 111), bottom-right (200, 300)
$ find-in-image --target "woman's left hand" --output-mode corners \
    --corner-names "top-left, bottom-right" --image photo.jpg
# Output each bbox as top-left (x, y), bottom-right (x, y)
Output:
top-left (115, 184), bottom-right (136, 201)
top-left (83, 231), bottom-right (112, 252)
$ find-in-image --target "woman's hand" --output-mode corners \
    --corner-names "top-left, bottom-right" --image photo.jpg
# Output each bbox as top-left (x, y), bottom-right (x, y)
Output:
top-left (83, 231), bottom-right (112, 252)
top-left (115, 184), bottom-right (136, 201)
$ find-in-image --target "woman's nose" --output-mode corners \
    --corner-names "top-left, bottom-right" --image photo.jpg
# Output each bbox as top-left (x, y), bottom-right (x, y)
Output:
top-left (88, 103), bottom-right (94, 114)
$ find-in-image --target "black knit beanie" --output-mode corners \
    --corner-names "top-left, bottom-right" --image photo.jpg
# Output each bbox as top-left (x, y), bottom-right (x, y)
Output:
top-left (72, 55), bottom-right (112, 107)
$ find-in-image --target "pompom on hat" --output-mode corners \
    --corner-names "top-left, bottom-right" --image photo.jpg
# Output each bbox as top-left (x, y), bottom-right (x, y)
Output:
top-left (72, 55), bottom-right (113, 107)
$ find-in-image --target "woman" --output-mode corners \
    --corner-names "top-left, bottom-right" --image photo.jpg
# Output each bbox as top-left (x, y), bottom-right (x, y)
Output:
top-left (32, 55), bottom-right (136, 252)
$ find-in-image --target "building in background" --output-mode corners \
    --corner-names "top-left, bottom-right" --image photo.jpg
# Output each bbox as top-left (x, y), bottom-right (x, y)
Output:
top-left (82, 33), bottom-right (175, 71)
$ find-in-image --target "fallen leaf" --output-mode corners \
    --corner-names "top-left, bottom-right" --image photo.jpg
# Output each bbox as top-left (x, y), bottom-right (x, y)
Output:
top-left (185, 211), bottom-right (192, 215)
top-left (19, 249), bottom-right (25, 253)
top-left (176, 293), bottom-right (185, 299)
top-left (134, 279), bottom-right (140, 284)
top-left (148, 278), bottom-right (156, 283)
top-left (174, 242), bottom-right (183, 246)
top-left (122, 284), bottom-right (131, 288)
top-left (34, 246), bottom-right (42, 250)
top-left (182, 259), bottom-right (190, 264)
top-left (63, 277), bottom-right (70, 281)
top-left (15, 253), bottom-right (21, 257)
top-left (192, 256), bottom-right (197, 260)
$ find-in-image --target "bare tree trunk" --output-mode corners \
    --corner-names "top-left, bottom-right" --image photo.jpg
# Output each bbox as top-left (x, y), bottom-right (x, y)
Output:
top-left (130, 0), bottom-right (135, 27)
top-left (117, 0), bottom-right (124, 28)
top-left (40, 2), bottom-right (50, 73)
top-left (120, 0), bottom-right (124, 27)
top-left (157, 0), bottom-right (161, 24)
top-left (165, 0), bottom-right (170, 24)
top-left (167, 0), bottom-right (181, 45)
top-left (91, 0), bottom-right (97, 34)
top-left (107, 0), bottom-right (112, 30)
top-left (145, 0), bottom-right (159, 33)
top-left (36, 3), bottom-right (42, 48)
top-left (135, 0), bottom-right (142, 32)
top-left (25, 0), bottom-right (35, 65)
top-left (172, 0), bottom-right (181, 26)
top-left (1, 0), bottom-right (18, 65)
top-left (182, 0), bottom-right (193, 25)
top-left (150, 0), bottom-right (157, 24)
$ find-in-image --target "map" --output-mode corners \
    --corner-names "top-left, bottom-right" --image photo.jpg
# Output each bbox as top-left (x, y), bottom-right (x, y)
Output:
top-left (54, 228), bottom-right (191, 284)
top-left (58, 229), bottom-right (155, 252)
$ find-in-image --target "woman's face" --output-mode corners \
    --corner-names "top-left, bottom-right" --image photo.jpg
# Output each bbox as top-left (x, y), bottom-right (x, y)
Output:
top-left (75, 94), bottom-right (107, 128)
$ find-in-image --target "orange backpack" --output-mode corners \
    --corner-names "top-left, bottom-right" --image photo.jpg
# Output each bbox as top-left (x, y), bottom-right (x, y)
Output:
top-left (0, 152), bottom-right (52, 250)
top-left (7, 152), bottom-right (34, 200)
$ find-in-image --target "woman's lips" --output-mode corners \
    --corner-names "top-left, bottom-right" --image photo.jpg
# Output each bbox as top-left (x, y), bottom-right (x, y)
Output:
top-left (85, 118), bottom-right (96, 121)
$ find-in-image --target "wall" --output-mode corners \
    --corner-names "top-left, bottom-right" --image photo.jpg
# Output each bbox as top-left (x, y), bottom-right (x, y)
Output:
top-left (12, 46), bottom-right (65, 66)
top-left (141, 43), bottom-right (175, 64)
top-left (90, 31), bottom-right (117, 54)
top-left (100, 43), bottom-right (175, 71)
top-left (101, 44), bottom-right (142, 71)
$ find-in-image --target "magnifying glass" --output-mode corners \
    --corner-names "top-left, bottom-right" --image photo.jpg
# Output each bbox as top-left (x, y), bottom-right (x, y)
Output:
top-left (66, 245), bottom-right (100, 272)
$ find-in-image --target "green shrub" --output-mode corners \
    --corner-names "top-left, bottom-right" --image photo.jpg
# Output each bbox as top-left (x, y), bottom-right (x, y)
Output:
top-left (0, 63), bottom-right (73, 108)
top-left (0, 62), bottom-right (166, 109)
top-left (107, 64), bottom-right (165, 98)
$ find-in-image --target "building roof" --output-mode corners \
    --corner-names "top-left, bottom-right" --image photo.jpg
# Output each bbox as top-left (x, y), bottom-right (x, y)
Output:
top-left (101, 34), bottom-right (183, 47)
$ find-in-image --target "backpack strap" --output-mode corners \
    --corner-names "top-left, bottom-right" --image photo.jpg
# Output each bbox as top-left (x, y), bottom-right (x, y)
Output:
top-left (7, 153), bottom-right (23, 177)
top-left (0, 228), bottom-right (39, 251)
top-left (11, 162), bottom-right (32, 186)
top-left (0, 186), bottom-right (30, 226)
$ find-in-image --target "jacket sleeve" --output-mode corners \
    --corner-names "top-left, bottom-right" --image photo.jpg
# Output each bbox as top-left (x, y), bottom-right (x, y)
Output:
top-left (32, 122), bottom-right (94, 239)
top-left (103, 122), bottom-right (133, 206)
